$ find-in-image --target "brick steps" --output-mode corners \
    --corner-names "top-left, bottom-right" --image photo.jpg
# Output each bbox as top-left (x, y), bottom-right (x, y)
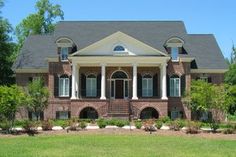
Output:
top-left (108, 99), bottom-right (130, 119)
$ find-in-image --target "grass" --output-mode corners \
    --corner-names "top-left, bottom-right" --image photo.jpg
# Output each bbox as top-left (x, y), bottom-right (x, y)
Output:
top-left (0, 134), bottom-right (235, 157)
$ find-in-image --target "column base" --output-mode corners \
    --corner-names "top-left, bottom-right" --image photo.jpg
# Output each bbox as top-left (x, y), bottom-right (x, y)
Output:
top-left (70, 97), bottom-right (78, 100)
top-left (161, 96), bottom-right (168, 100)
top-left (100, 97), bottom-right (106, 100)
top-left (132, 96), bottom-right (138, 100)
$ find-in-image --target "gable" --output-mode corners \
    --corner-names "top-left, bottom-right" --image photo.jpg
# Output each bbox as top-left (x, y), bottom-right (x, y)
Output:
top-left (72, 31), bottom-right (167, 56)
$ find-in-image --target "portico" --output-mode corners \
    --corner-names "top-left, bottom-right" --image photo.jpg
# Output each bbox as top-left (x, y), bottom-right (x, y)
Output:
top-left (70, 56), bottom-right (169, 101)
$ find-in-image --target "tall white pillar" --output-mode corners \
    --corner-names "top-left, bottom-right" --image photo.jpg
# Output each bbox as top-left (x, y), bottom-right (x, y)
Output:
top-left (132, 63), bottom-right (138, 100)
top-left (71, 63), bottom-right (78, 99)
top-left (100, 64), bottom-right (106, 100)
top-left (161, 63), bottom-right (168, 100)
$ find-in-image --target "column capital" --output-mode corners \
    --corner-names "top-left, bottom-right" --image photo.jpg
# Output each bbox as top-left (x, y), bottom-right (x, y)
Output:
top-left (100, 63), bottom-right (107, 66)
top-left (161, 62), bottom-right (168, 67)
top-left (132, 63), bottom-right (138, 66)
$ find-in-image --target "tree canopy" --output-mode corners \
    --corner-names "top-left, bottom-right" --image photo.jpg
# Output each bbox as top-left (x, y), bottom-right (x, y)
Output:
top-left (0, 0), bottom-right (15, 85)
top-left (27, 78), bottom-right (49, 121)
top-left (15, 0), bottom-right (64, 54)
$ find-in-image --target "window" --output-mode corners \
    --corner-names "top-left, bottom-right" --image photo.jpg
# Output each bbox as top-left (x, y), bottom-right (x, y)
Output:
top-left (56, 111), bottom-right (70, 120)
top-left (200, 76), bottom-right (208, 82)
top-left (113, 45), bottom-right (125, 52)
top-left (171, 47), bottom-right (179, 61)
top-left (61, 47), bottom-right (68, 61)
top-left (86, 74), bottom-right (97, 97)
top-left (170, 75), bottom-right (180, 97)
top-left (59, 75), bottom-right (69, 97)
top-left (28, 111), bottom-right (43, 120)
top-left (142, 74), bottom-right (153, 97)
top-left (124, 80), bottom-right (129, 98)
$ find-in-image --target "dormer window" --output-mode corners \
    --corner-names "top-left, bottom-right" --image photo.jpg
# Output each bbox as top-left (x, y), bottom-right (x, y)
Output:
top-left (165, 37), bottom-right (185, 61)
top-left (113, 45), bottom-right (125, 52)
top-left (171, 47), bottom-right (179, 61)
top-left (61, 47), bottom-right (68, 61)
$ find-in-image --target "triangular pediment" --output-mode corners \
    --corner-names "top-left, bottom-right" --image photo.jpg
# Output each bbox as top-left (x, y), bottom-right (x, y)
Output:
top-left (71, 31), bottom-right (167, 56)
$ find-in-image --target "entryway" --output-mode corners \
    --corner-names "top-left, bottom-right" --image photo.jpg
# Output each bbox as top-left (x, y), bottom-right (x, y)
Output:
top-left (110, 70), bottom-right (129, 99)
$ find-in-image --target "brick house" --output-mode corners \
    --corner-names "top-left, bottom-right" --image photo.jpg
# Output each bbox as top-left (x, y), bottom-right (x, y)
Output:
top-left (13, 21), bottom-right (227, 120)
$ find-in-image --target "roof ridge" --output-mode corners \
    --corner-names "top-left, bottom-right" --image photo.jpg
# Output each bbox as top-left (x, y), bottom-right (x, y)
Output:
top-left (58, 20), bottom-right (184, 23)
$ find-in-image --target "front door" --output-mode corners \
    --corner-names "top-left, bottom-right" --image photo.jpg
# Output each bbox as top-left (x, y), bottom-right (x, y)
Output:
top-left (115, 80), bottom-right (123, 98)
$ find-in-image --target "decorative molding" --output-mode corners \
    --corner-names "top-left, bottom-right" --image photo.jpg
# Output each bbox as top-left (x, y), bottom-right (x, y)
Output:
top-left (190, 69), bottom-right (228, 73)
top-left (15, 68), bottom-right (48, 73)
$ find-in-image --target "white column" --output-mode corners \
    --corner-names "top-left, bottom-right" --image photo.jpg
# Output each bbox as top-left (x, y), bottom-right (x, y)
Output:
top-left (161, 63), bottom-right (168, 100)
top-left (100, 64), bottom-right (106, 100)
top-left (71, 63), bottom-right (78, 99)
top-left (132, 63), bottom-right (138, 100)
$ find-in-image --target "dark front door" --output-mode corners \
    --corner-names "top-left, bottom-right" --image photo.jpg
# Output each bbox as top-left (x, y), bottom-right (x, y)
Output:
top-left (115, 80), bottom-right (123, 98)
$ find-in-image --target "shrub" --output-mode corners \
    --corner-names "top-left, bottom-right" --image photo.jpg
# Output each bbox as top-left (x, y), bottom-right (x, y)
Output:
top-left (159, 116), bottom-right (171, 125)
top-left (78, 119), bottom-right (94, 124)
top-left (155, 120), bottom-right (162, 129)
top-left (42, 120), bottom-right (53, 131)
top-left (134, 120), bottom-right (142, 129)
top-left (21, 120), bottom-right (38, 135)
top-left (143, 119), bottom-right (156, 132)
top-left (53, 120), bottom-right (69, 128)
top-left (186, 121), bottom-right (200, 134)
top-left (79, 121), bottom-right (87, 129)
top-left (209, 122), bottom-right (219, 133)
top-left (96, 119), bottom-right (106, 128)
top-left (170, 119), bottom-right (185, 131)
top-left (0, 120), bottom-right (10, 131)
top-left (223, 128), bottom-right (235, 134)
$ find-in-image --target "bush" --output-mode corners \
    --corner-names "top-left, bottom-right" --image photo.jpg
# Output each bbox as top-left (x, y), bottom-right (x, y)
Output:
top-left (155, 120), bottom-right (162, 129)
top-left (96, 118), bottom-right (106, 128)
top-left (21, 120), bottom-right (38, 135)
top-left (143, 119), bottom-right (156, 132)
top-left (186, 121), bottom-right (200, 134)
top-left (209, 122), bottom-right (219, 133)
top-left (53, 120), bottom-right (69, 128)
top-left (42, 120), bottom-right (53, 131)
top-left (78, 119), bottom-right (94, 124)
top-left (134, 120), bottom-right (142, 129)
top-left (0, 120), bottom-right (10, 131)
top-left (79, 121), bottom-right (87, 129)
top-left (170, 119), bottom-right (185, 131)
top-left (223, 128), bottom-right (235, 134)
top-left (159, 116), bottom-right (171, 125)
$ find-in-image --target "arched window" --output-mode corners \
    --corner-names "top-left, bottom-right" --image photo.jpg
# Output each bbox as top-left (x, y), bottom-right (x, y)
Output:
top-left (59, 75), bottom-right (70, 97)
top-left (80, 107), bottom-right (98, 119)
top-left (113, 45), bottom-right (125, 52)
top-left (86, 74), bottom-right (97, 97)
top-left (111, 71), bottom-right (128, 79)
top-left (140, 107), bottom-right (159, 119)
top-left (169, 75), bottom-right (180, 97)
top-left (165, 37), bottom-right (184, 61)
top-left (142, 74), bottom-right (153, 97)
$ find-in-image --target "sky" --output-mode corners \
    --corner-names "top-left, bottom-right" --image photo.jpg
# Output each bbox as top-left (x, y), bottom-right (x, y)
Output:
top-left (2, 0), bottom-right (236, 58)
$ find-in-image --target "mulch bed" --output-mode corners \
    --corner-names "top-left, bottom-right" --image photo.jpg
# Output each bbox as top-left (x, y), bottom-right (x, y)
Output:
top-left (1, 129), bottom-right (236, 140)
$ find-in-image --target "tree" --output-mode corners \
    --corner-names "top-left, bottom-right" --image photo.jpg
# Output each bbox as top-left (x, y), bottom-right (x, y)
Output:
top-left (185, 80), bottom-right (236, 121)
top-left (0, 0), bottom-right (15, 85)
top-left (0, 85), bottom-right (27, 131)
top-left (27, 78), bottom-right (49, 121)
top-left (225, 64), bottom-right (236, 85)
top-left (15, 0), bottom-right (64, 54)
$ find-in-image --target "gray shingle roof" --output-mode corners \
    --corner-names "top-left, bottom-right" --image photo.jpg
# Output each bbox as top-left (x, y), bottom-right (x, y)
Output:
top-left (13, 21), bottom-right (227, 70)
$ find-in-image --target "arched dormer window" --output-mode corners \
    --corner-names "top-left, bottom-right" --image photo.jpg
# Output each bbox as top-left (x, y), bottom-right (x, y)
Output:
top-left (165, 37), bottom-right (185, 61)
top-left (59, 74), bottom-right (70, 97)
top-left (86, 74), bottom-right (97, 97)
top-left (142, 74), bottom-right (153, 97)
top-left (169, 74), bottom-right (180, 97)
top-left (56, 37), bottom-right (75, 61)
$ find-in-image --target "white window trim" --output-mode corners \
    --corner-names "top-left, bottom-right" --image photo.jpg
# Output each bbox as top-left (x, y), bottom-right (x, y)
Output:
top-left (142, 75), bottom-right (153, 97)
top-left (170, 47), bottom-right (179, 62)
top-left (112, 44), bottom-right (129, 55)
top-left (59, 77), bottom-right (70, 97)
top-left (60, 47), bottom-right (69, 62)
top-left (169, 77), bottom-right (181, 97)
top-left (200, 76), bottom-right (208, 82)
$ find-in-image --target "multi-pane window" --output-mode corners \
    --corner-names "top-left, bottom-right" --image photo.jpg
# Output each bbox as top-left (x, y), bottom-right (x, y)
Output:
top-left (171, 47), bottom-right (179, 61)
top-left (113, 45), bottom-right (125, 52)
top-left (124, 80), bottom-right (129, 98)
top-left (59, 75), bottom-right (69, 97)
top-left (170, 75), bottom-right (180, 97)
top-left (56, 111), bottom-right (70, 120)
top-left (142, 74), bottom-right (153, 97)
top-left (86, 74), bottom-right (97, 97)
top-left (61, 47), bottom-right (68, 61)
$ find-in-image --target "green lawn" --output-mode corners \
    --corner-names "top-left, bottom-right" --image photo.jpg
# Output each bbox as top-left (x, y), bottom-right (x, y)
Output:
top-left (0, 134), bottom-right (235, 157)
